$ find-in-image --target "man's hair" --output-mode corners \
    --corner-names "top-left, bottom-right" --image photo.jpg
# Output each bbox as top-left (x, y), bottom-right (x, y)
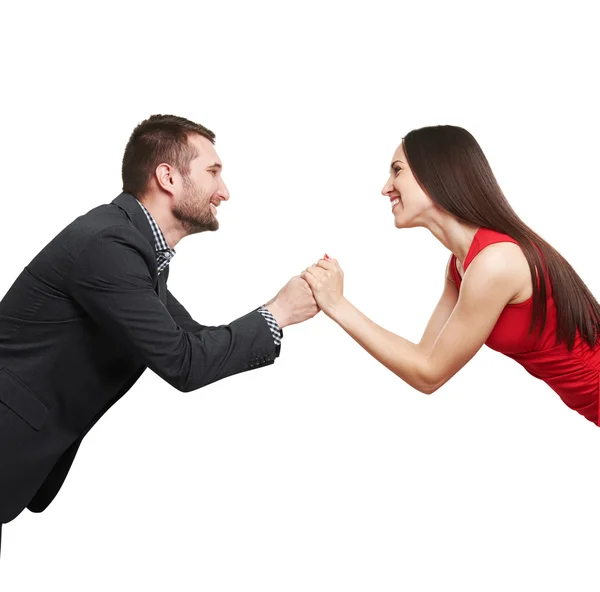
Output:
top-left (121, 114), bottom-right (215, 197)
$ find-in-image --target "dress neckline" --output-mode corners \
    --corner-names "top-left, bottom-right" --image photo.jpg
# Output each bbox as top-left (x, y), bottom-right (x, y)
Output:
top-left (456, 227), bottom-right (482, 278)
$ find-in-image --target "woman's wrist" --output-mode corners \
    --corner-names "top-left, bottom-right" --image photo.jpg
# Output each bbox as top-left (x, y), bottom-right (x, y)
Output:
top-left (324, 296), bottom-right (351, 322)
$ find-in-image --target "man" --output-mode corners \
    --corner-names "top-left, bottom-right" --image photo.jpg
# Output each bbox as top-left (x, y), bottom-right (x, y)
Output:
top-left (0, 114), bottom-right (318, 555)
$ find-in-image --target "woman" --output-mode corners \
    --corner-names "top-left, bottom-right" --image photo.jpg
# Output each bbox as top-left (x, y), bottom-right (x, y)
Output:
top-left (301, 125), bottom-right (600, 425)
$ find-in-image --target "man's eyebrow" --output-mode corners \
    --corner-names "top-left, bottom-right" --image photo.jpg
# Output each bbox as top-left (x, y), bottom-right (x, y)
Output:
top-left (207, 163), bottom-right (222, 170)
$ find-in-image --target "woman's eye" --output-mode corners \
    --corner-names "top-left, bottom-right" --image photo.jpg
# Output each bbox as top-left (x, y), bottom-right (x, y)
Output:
top-left (393, 167), bottom-right (401, 174)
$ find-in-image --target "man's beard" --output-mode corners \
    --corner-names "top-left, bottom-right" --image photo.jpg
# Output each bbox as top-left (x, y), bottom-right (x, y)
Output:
top-left (172, 177), bottom-right (218, 235)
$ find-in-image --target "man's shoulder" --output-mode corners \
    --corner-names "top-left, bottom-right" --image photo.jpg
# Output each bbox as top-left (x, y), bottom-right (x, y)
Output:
top-left (70, 200), bottom-right (131, 234)
top-left (36, 200), bottom-right (153, 272)
top-left (63, 201), bottom-right (146, 250)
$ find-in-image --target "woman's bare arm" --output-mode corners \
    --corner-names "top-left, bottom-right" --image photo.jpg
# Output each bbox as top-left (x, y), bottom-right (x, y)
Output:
top-left (417, 257), bottom-right (459, 354)
top-left (304, 244), bottom-right (522, 394)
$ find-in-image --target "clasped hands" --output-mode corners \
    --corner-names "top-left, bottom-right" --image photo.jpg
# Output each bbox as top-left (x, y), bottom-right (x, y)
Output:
top-left (264, 255), bottom-right (345, 329)
top-left (301, 254), bottom-right (345, 317)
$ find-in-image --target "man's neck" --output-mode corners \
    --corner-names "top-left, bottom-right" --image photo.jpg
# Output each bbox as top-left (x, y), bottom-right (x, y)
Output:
top-left (137, 196), bottom-right (186, 250)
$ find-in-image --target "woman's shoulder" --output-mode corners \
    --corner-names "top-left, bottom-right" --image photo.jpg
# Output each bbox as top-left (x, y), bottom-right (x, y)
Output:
top-left (468, 241), bottom-right (525, 274)
top-left (463, 227), bottom-right (522, 270)
top-left (466, 233), bottom-right (532, 303)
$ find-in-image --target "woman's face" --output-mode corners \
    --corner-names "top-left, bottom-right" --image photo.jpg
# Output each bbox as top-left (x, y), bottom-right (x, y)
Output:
top-left (381, 142), bottom-right (435, 229)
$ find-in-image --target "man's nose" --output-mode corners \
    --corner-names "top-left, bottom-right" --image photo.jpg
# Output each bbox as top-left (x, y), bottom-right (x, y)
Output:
top-left (217, 178), bottom-right (230, 201)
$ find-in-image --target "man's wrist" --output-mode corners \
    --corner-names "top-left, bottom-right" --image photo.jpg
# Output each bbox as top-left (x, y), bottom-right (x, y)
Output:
top-left (257, 305), bottom-right (283, 346)
top-left (264, 300), bottom-right (288, 329)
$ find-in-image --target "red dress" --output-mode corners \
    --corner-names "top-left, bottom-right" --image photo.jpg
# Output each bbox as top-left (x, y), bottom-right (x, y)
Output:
top-left (449, 227), bottom-right (600, 425)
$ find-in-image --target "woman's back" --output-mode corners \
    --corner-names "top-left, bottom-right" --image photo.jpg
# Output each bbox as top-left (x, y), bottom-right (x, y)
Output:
top-left (450, 227), bottom-right (600, 424)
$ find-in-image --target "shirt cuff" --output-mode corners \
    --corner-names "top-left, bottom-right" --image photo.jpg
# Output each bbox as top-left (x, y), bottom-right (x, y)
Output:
top-left (257, 305), bottom-right (283, 346)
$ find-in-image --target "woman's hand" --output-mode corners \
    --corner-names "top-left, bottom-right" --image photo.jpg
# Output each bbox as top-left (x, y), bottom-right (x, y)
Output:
top-left (301, 255), bottom-right (345, 317)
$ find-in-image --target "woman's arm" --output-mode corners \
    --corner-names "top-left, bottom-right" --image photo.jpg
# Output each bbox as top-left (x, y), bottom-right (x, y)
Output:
top-left (302, 245), bottom-right (521, 394)
top-left (417, 257), bottom-right (459, 354)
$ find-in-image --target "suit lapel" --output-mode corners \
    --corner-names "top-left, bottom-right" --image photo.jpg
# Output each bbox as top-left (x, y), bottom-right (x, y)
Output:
top-left (111, 193), bottom-right (170, 305)
top-left (156, 269), bottom-right (168, 304)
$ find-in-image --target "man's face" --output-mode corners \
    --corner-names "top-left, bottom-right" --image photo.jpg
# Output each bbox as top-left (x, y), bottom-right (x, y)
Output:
top-left (172, 134), bottom-right (230, 234)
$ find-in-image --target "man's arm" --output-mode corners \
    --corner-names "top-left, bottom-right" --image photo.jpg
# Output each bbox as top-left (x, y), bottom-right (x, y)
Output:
top-left (166, 288), bottom-right (217, 334)
top-left (69, 226), bottom-right (279, 392)
top-left (167, 288), bottom-right (283, 347)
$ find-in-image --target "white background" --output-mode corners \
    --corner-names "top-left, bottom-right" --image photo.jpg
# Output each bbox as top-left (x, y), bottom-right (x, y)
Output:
top-left (1, 1), bottom-right (599, 590)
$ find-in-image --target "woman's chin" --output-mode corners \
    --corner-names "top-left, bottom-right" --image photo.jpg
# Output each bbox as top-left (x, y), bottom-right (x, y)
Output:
top-left (394, 216), bottom-right (417, 230)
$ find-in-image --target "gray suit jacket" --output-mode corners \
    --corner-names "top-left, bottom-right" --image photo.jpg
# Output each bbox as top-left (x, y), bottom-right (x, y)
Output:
top-left (0, 192), bottom-right (279, 524)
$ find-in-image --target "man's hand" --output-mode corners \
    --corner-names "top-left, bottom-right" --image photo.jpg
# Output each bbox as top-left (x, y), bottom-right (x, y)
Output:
top-left (264, 276), bottom-right (320, 329)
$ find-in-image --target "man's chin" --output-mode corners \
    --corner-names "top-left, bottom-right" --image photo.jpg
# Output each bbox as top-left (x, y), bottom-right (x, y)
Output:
top-left (194, 212), bottom-right (219, 232)
top-left (182, 219), bottom-right (219, 235)
top-left (201, 220), bottom-right (219, 233)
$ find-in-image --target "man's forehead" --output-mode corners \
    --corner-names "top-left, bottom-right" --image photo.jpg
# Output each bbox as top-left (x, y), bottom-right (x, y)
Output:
top-left (189, 134), bottom-right (220, 165)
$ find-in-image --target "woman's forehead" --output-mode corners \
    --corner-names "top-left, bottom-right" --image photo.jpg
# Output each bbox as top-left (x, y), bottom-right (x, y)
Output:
top-left (393, 143), bottom-right (406, 161)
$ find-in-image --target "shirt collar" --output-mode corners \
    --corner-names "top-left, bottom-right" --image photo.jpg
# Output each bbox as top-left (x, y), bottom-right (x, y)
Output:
top-left (135, 199), bottom-right (176, 259)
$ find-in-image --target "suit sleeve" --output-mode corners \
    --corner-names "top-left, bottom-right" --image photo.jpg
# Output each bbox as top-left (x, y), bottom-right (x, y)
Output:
top-left (166, 288), bottom-right (218, 333)
top-left (68, 226), bottom-right (280, 392)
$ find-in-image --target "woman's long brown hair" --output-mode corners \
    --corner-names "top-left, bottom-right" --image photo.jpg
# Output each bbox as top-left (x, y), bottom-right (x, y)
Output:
top-left (402, 125), bottom-right (600, 351)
